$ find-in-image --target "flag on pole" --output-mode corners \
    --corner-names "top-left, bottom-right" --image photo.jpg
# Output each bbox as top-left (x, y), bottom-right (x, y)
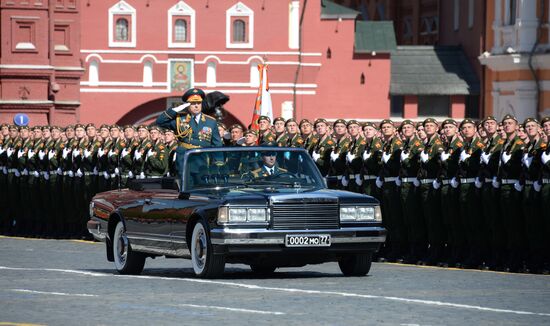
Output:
top-left (250, 64), bottom-right (273, 131)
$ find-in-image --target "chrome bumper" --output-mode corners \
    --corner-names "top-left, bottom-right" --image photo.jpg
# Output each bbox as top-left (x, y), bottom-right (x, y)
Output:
top-left (210, 226), bottom-right (386, 245)
top-left (87, 219), bottom-right (107, 242)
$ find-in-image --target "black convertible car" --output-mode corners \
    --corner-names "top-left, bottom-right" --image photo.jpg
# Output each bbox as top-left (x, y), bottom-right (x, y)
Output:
top-left (88, 147), bottom-right (386, 278)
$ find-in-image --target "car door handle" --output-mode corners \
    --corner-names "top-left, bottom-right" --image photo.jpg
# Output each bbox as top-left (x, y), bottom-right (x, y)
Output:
top-left (144, 198), bottom-right (152, 205)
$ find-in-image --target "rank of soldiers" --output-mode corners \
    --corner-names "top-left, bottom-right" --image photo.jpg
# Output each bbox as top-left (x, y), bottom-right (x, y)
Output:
top-left (0, 114), bottom-right (549, 274)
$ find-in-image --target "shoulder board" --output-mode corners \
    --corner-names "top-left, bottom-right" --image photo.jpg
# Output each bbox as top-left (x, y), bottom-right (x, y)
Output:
top-left (395, 140), bottom-right (402, 145)
top-left (498, 139), bottom-right (505, 145)
top-left (476, 142), bottom-right (485, 148)
top-left (159, 145), bottom-right (165, 150)
top-left (375, 143), bottom-right (381, 148)
top-left (360, 140), bottom-right (367, 145)
top-left (414, 141), bottom-right (420, 147)
top-left (456, 141), bottom-right (463, 147)
top-left (297, 138), bottom-right (304, 144)
top-left (516, 140), bottom-right (524, 145)
top-left (267, 136), bottom-right (274, 141)
top-left (327, 140), bottom-right (334, 145)
top-left (120, 142), bottom-right (126, 147)
top-left (541, 142), bottom-right (547, 149)
top-left (60, 143), bottom-right (65, 149)
top-left (435, 139), bottom-right (442, 145)
top-left (204, 114), bottom-right (216, 121)
top-left (146, 143), bottom-right (152, 148)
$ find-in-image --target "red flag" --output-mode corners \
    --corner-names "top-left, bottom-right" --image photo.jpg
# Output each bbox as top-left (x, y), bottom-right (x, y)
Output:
top-left (250, 64), bottom-right (272, 131)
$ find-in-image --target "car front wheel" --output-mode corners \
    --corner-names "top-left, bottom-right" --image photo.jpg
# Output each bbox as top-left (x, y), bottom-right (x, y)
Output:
top-left (191, 220), bottom-right (225, 278)
top-left (113, 221), bottom-right (145, 275)
top-left (338, 253), bottom-right (372, 276)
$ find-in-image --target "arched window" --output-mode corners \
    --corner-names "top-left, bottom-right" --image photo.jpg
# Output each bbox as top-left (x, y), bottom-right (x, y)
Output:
top-left (175, 19), bottom-right (187, 42)
top-left (115, 18), bottom-right (128, 41)
top-left (143, 61), bottom-right (153, 87)
top-left (233, 19), bottom-right (246, 43)
top-left (89, 60), bottom-right (99, 86)
top-left (206, 61), bottom-right (217, 87)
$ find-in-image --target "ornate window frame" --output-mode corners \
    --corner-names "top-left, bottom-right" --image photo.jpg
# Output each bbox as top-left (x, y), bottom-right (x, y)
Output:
top-left (168, 1), bottom-right (196, 48)
top-left (226, 2), bottom-right (254, 49)
top-left (109, 0), bottom-right (136, 48)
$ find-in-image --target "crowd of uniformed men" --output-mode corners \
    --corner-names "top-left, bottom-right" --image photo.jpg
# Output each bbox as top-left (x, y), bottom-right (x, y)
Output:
top-left (1, 112), bottom-right (549, 273)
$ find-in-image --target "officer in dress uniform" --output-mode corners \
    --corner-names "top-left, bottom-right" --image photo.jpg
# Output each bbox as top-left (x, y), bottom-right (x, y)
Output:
top-left (398, 120), bottom-right (426, 264)
top-left (520, 118), bottom-right (547, 273)
top-left (244, 151), bottom-right (287, 180)
top-left (360, 122), bottom-right (383, 200)
top-left (377, 119), bottom-right (405, 262)
top-left (96, 124), bottom-right (113, 192)
top-left (328, 119), bottom-right (350, 189)
top-left (17, 126), bottom-right (33, 235)
top-left (418, 118), bottom-right (445, 265)
top-left (310, 119), bottom-right (335, 177)
top-left (163, 129), bottom-right (179, 177)
top-left (107, 125), bottom-right (126, 189)
top-left (497, 114), bottom-right (527, 272)
top-left (273, 117), bottom-right (287, 144)
top-left (48, 126), bottom-right (64, 237)
top-left (6, 126), bottom-right (22, 234)
top-left (345, 120), bottom-right (366, 193)
top-left (0, 124), bottom-right (9, 233)
top-left (143, 126), bottom-right (168, 178)
top-left (120, 125), bottom-right (139, 184)
top-left (155, 88), bottom-right (223, 177)
top-left (38, 126), bottom-right (54, 236)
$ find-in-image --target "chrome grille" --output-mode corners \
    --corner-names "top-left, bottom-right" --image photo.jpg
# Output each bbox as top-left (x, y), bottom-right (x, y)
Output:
top-left (271, 203), bottom-right (339, 230)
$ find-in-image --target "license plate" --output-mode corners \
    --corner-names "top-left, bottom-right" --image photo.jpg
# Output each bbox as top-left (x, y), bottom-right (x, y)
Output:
top-left (285, 234), bottom-right (331, 247)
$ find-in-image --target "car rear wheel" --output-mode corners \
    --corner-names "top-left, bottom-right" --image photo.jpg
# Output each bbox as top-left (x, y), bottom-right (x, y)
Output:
top-left (191, 220), bottom-right (225, 278)
top-left (249, 264), bottom-right (277, 275)
top-left (338, 253), bottom-right (372, 276)
top-left (113, 221), bottom-right (145, 275)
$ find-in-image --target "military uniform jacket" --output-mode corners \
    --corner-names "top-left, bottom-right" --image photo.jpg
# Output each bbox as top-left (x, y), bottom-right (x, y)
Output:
top-left (61, 138), bottom-right (78, 174)
top-left (133, 138), bottom-right (153, 174)
top-left (361, 137), bottom-right (383, 177)
top-left (479, 133), bottom-right (504, 180)
top-left (120, 138), bottom-right (140, 173)
top-left (277, 133), bottom-right (304, 148)
top-left (438, 136), bottom-right (463, 180)
top-left (311, 134), bottom-right (335, 173)
top-left (303, 133), bottom-right (319, 152)
top-left (39, 138), bottom-right (55, 173)
top-left (165, 141), bottom-right (178, 177)
top-left (48, 138), bottom-right (65, 173)
top-left (0, 137), bottom-right (9, 170)
top-left (379, 136), bottom-right (403, 178)
top-left (107, 137), bottom-right (127, 174)
top-left (399, 136), bottom-right (425, 178)
top-left (144, 139), bottom-right (168, 176)
top-left (259, 130), bottom-right (276, 147)
top-left (72, 137), bottom-right (89, 173)
top-left (456, 137), bottom-right (485, 178)
top-left (156, 109), bottom-right (222, 149)
top-left (328, 136), bottom-right (351, 176)
top-left (27, 138), bottom-right (45, 174)
top-left (81, 137), bottom-right (102, 173)
top-left (418, 135), bottom-right (444, 179)
top-left (346, 136), bottom-right (367, 175)
top-left (18, 138), bottom-right (33, 172)
top-left (97, 137), bottom-right (113, 173)
top-left (498, 135), bottom-right (525, 180)
top-left (248, 165), bottom-right (287, 178)
top-left (520, 138), bottom-right (547, 182)
top-left (6, 137), bottom-right (22, 171)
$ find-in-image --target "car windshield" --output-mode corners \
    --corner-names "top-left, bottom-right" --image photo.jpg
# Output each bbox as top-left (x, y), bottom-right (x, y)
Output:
top-left (183, 148), bottom-right (325, 192)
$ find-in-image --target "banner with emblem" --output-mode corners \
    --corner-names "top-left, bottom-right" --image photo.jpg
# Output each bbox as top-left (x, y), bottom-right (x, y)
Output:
top-left (250, 64), bottom-right (273, 132)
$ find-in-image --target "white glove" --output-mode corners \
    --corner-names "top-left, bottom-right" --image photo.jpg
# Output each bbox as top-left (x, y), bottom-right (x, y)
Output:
top-left (432, 179), bottom-right (441, 190)
top-left (56, 167), bottom-right (62, 175)
top-left (542, 151), bottom-right (550, 165)
top-left (312, 151), bottom-right (321, 162)
top-left (108, 149), bottom-right (116, 157)
top-left (84, 149), bottom-right (92, 158)
top-left (22, 169), bottom-right (28, 175)
top-left (533, 181), bottom-right (542, 192)
top-left (362, 151), bottom-right (372, 161)
top-left (341, 176), bottom-right (349, 187)
top-left (139, 172), bottom-right (145, 179)
top-left (492, 176), bottom-right (500, 189)
top-left (28, 149), bottom-right (35, 159)
top-left (93, 167), bottom-right (99, 175)
top-left (97, 148), bottom-right (105, 158)
top-left (2, 167), bottom-right (7, 175)
top-left (346, 152), bottom-right (356, 163)
top-left (72, 149), bottom-right (80, 158)
top-left (17, 149), bottom-right (24, 158)
top-left (48, 150), bottom-right (55, 160)
top-left (172, 102), bottom-right (191, 113)
top-left (67, 170), bottom-right (74, 177)
top-left (33, 171), bottom-right (39, 178)
top-left (450, 177), bottom-right (459, 189)
top-left (330, 151), bottom-right (339, 162)
top-left (382, 152), bottom-right (391, 163)
top-left (474, 177), bottom-right (483, 189)
top-left (6, 148), bottom-right (14, 157)
top-left (501, 151), bottom-right (511, 164)
top-left (147, 149), bottom-right (155, 158)
top-left (355, 174), bottom-right (363, 186)
top-left (522, 153), bottom-right (533, 168)
top-left (420, 151), bottom-right (429, 163)
top-left (76, 169), bottom-right (83, 177)
top-left (121, 148), bottom-right (129, 158)
top-left (395, 177), bottom-right (402, 187)
top-left (14, 170), bottom-right (20, 177)
top-left (38, 150), bottom-right (46, 160)
top-left (440, 152), bottom-right (450, 162)
top-left (44, 172), bottom-right (49, 180)
top-left (513, 181), bottom-right (523, 192)
top-left (103, 171), bottom-right (110, 180)
top-left (62, 148), bottom-right (70, 159)
top-left (134, 150), bottom-right (142, 160)
top-left (128, 171), bottom-right (134, 178)
top-left (400, 151), bottom-right (409, 162)
top-left (375, 177), bottom-right (383, 188)
top-left (114, 167), bottom-right (120, 175)
top-left (459, 150), bottom-right (471, 162)
top-left (412, 177), bottom-right (420, 187)
top-left (481, 152), bottom-right (491, 165)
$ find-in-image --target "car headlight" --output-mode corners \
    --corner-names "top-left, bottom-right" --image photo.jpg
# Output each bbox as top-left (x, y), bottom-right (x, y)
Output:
top-left (340, 205), bottom-right (382, 222)
top-left (217, 206), bottom-right (268, 224)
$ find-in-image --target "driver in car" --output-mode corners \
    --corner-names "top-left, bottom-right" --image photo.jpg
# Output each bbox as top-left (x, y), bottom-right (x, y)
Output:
top-left (245, 151), bottom-right (287, 179)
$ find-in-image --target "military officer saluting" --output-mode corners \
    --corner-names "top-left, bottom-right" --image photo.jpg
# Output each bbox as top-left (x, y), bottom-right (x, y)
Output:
top-left (156, 88), bottom-right (222, 175)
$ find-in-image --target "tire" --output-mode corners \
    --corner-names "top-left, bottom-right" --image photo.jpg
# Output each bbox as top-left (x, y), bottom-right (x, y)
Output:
top-left (338, 253), bottom-right (372, 276)
top-left (113, 221), bottom-right (145, 275)
top-left (191, 220), bottom-right (225, 278)
top-left (250, 264), bottom-right (277, 275)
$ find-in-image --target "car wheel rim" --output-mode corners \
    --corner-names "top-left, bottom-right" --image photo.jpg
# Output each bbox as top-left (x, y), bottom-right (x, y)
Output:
top-left (114, 224), bottom-right (128, 268)
top-left (192, 224), bottom-right (207, 273)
